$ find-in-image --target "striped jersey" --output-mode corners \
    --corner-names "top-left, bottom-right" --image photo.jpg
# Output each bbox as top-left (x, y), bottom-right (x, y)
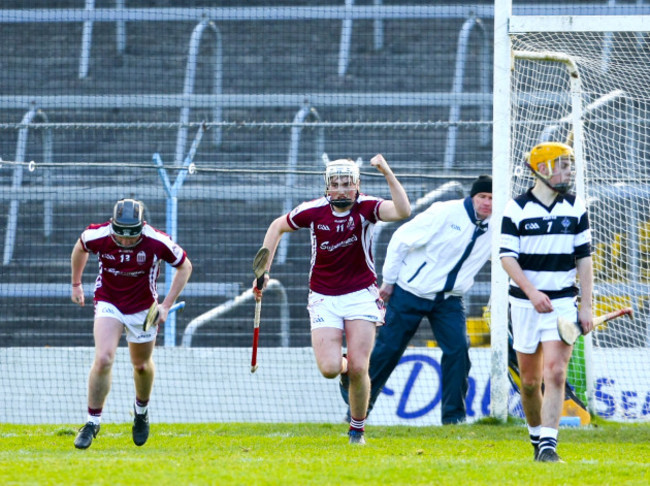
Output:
top-left (499, 189), bottom-right (591, 300)
top-left (80, 222), bottom-right (187, 314)
top-left (287, 194), bottom-right (384, 295)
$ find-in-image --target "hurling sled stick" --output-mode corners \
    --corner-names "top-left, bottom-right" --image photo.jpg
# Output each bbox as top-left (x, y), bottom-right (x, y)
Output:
top-left (143, 301), bottom-right (186, 331)
top-left (557, 307), bottom-right (633, 346)
top-left (251, 247), bottom-right (270, 373)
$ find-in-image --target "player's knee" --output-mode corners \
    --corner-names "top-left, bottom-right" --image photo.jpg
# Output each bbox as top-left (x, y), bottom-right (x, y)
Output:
top-left (132, 360), bottom-right (153, 375)
top-left (520, 377), bottom-right (542, 397)
top-left (544, 365), bottom-right (567, 388)
top-left (93, 353), bottom-right (116, 373)
top-left (347, 360), bottom-right (369, 380)
top-left (317, 359), bottom-right (341, 379)
top-left (320, 367), bottom-right (339, 379)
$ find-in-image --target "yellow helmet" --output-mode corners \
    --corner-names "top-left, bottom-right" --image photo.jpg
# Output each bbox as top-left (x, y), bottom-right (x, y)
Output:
top-left (526, 142), bottom-right (574, 174)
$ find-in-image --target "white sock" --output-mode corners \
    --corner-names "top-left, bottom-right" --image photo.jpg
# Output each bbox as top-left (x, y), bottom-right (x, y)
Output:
top-left (528, 424), bottom-right (541, 437)
top-left (540, 427), bottom-right (558, 440)
top-left (135, 400), bottom-right (149, 415)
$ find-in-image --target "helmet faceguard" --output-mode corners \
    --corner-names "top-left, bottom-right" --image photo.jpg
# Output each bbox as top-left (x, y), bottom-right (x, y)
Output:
top-left (526, 142), bottom-right (575, 195)
top-left (324, 159), bottom-right (360, 209)
top-left (111, 199), bottom-right (144, 238)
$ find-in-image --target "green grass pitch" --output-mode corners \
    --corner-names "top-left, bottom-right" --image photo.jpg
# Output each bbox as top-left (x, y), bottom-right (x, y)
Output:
top-left (1, 419), bottom-right (648, 485)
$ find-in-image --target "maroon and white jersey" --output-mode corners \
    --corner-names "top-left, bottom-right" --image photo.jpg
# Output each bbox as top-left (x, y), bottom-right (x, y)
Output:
top-left (79, 221), bottom-right (187, 314)
top-left (287, 194), bottom-right (384, 295)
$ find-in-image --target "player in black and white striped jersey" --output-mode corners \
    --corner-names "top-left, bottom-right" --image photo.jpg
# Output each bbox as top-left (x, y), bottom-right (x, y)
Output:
top-left (499, 142), bottom-right (594, 463)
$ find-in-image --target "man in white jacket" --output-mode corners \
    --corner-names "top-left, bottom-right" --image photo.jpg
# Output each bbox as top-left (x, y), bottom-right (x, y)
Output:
top-left (340, 175), bottom-right (492, 424)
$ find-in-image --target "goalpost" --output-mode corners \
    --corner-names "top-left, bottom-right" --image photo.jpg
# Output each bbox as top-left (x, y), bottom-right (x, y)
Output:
top-left (492, 1), bottom-right (650, 422)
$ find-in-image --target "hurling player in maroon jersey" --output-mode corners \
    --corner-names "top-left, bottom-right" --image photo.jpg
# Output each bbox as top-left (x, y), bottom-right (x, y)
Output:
top-left (253, 154), bottom-right (410, 444)
top-left (70, 199), bottom-right (192, 449)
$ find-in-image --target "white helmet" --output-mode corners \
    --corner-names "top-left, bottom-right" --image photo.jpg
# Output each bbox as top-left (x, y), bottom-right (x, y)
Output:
top-left (325, 159), bottom-right (360, 187)
top-left (324, 159), bottom-right (360, 208)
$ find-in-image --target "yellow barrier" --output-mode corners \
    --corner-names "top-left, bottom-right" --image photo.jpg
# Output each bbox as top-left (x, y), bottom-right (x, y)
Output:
top-left (426, 317), bottom-right (490, 348)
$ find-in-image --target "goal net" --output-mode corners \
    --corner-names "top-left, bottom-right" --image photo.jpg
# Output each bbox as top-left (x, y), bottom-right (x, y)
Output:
top-left (508, 31), bottom-right (650, 421)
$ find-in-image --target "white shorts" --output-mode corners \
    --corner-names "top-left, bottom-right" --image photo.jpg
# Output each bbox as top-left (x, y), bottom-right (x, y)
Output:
top-left (94, 301), bottom-right (157, 344)
top-left (509, 296), bottom-right (577, 354)
top-left (307, 285), bottom-right (385, 330)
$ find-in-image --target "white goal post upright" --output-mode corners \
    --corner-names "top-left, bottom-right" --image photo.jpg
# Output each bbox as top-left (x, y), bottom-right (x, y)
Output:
top-left (492, 1), bottom-right (650, 421)
top-left (490, 0), bottom-right (513, 423)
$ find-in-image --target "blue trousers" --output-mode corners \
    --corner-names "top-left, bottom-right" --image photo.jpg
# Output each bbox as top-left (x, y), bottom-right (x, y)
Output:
top-left (342, 284), bottom-right (471, 424)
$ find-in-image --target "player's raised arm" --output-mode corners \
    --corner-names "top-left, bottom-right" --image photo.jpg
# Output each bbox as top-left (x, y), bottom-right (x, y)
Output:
top-left (371, 154), bottom-right (411, 222)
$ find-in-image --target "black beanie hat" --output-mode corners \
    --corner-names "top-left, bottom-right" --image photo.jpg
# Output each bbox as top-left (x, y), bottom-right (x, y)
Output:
top-left (470, 175), bottom-right (492, 197)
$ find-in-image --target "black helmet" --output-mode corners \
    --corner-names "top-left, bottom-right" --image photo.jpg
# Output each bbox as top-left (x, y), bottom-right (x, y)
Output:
top-left (111, 199), bottom-right (144, 237)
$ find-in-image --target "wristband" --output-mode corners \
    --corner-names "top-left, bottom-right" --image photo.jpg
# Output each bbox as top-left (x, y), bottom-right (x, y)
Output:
top-left (72, 282), bottom-right (82, 287)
